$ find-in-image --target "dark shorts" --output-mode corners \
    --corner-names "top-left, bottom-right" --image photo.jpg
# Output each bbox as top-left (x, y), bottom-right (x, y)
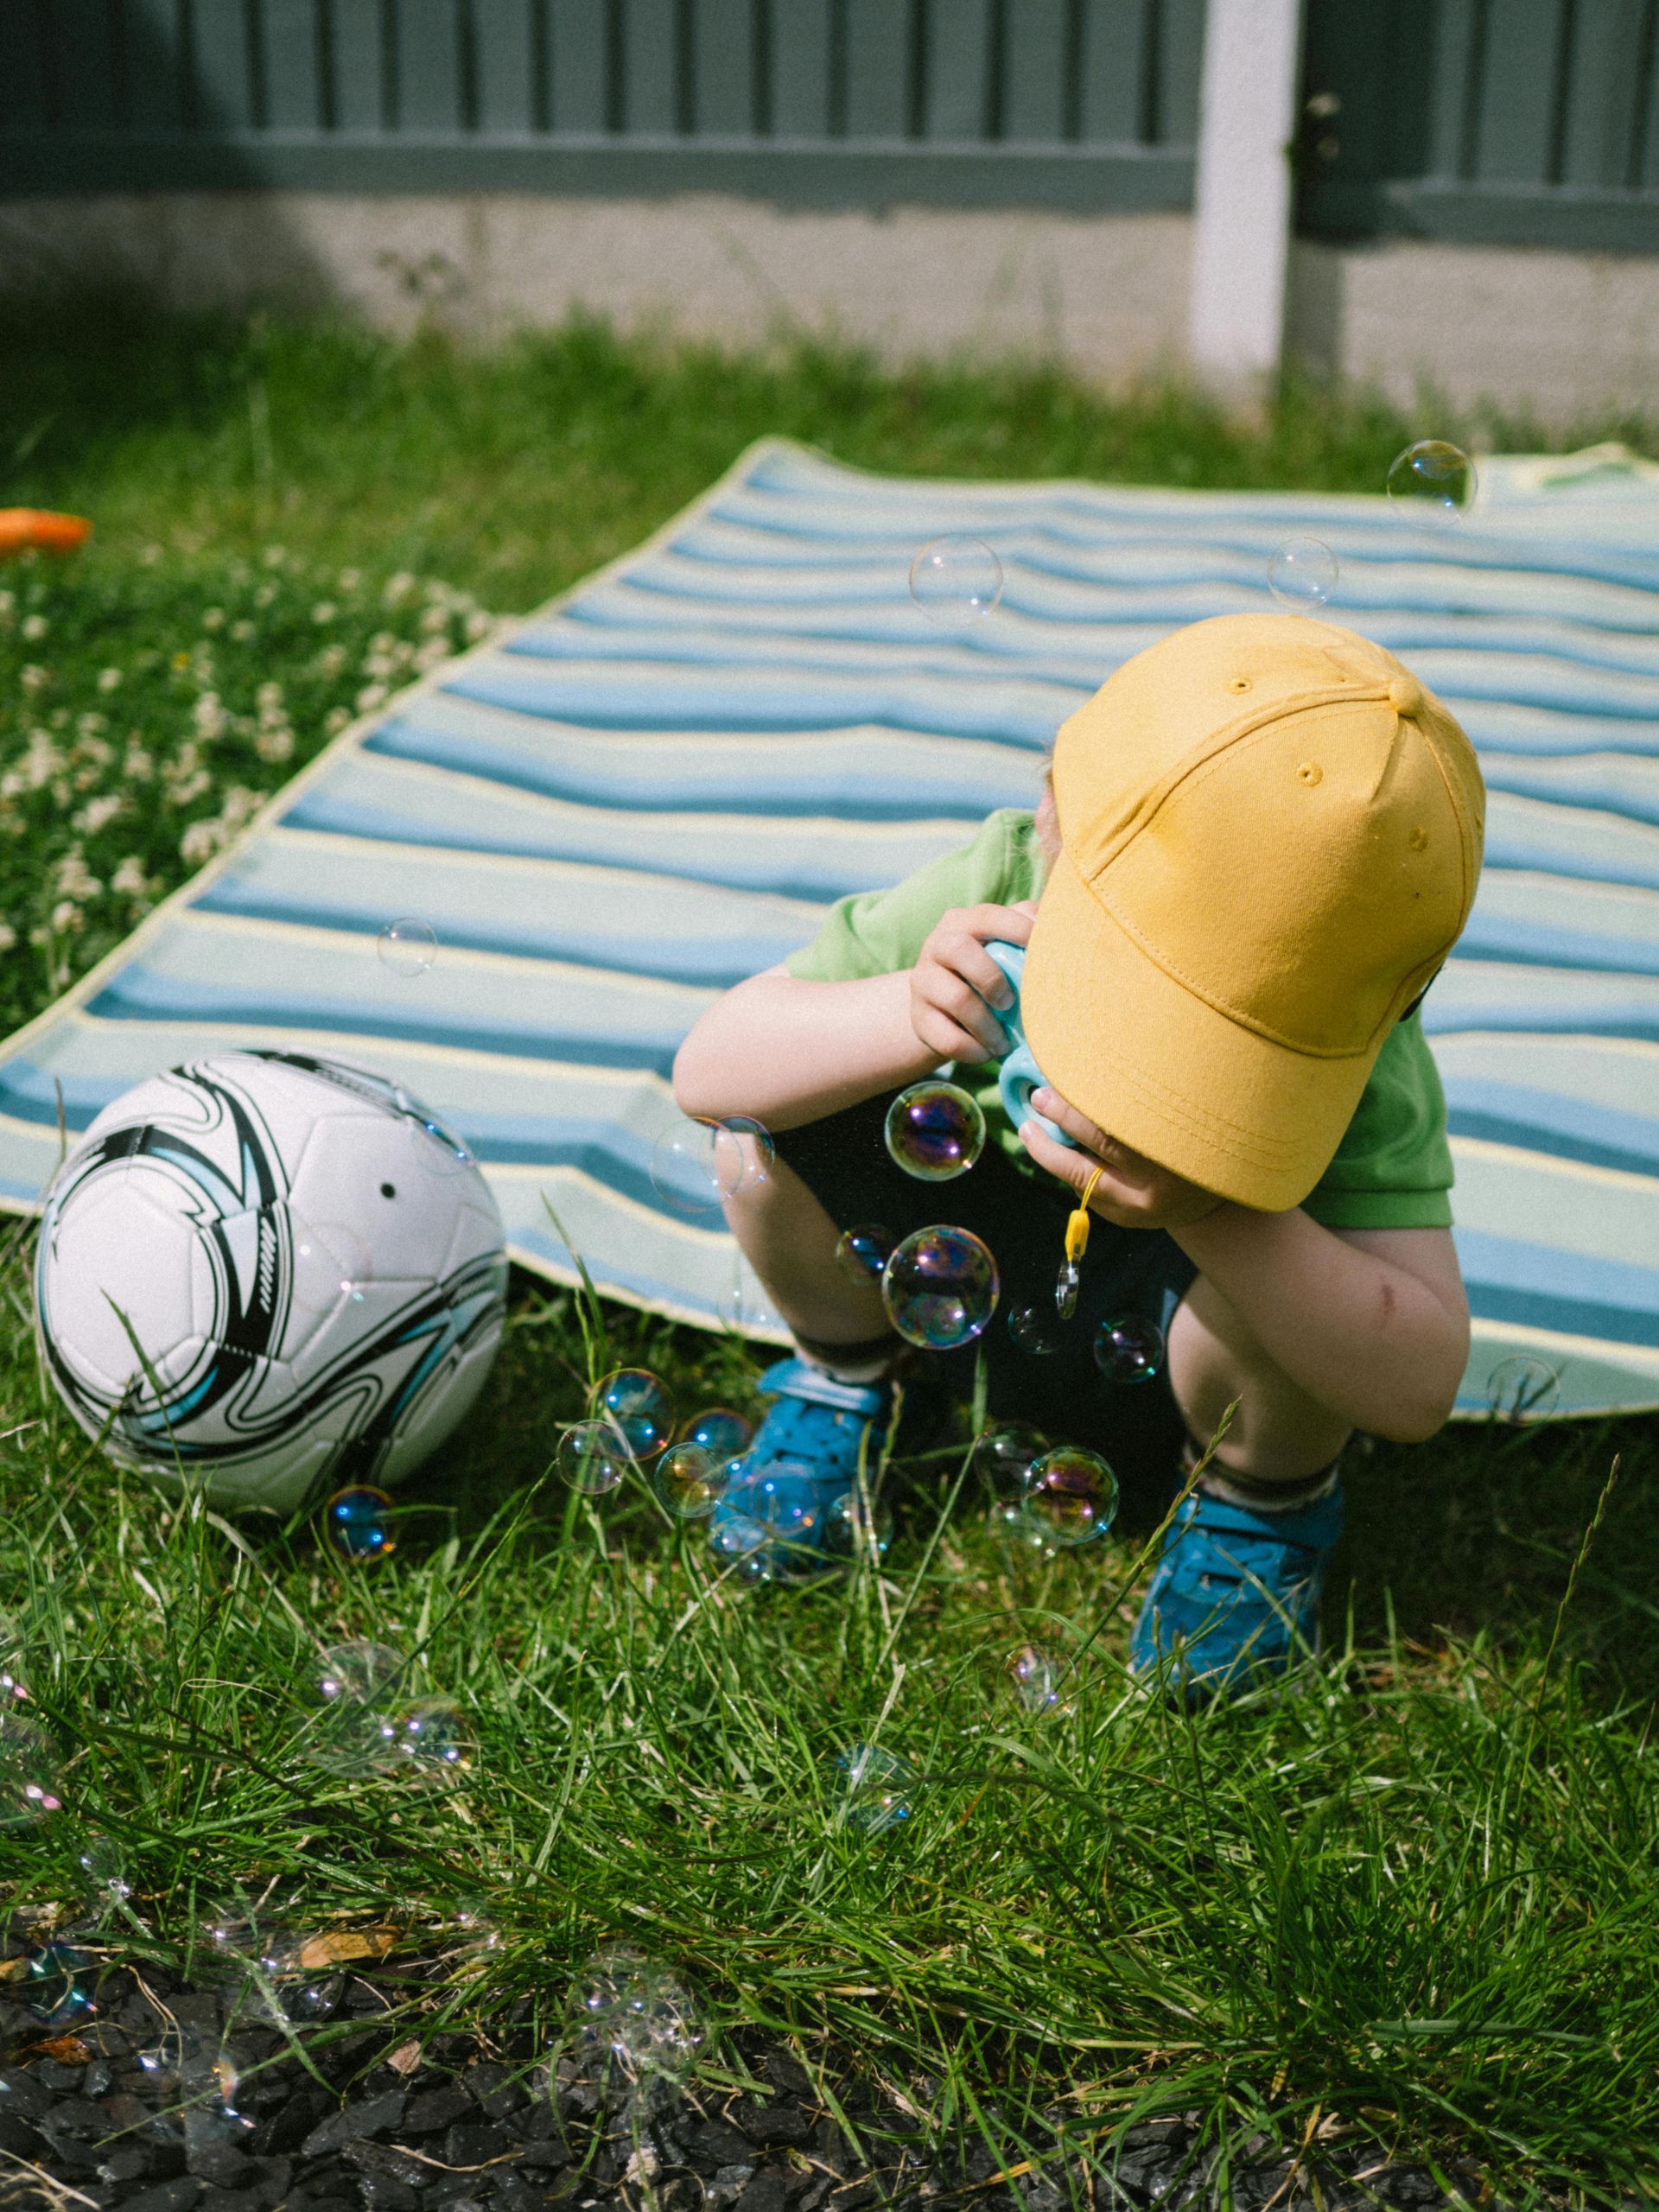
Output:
top-left (771, 1093), bottom-right (1198, 1529)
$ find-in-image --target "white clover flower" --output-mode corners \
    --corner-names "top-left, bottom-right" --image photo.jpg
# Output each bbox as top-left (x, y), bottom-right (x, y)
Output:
top-left (19, 666), bottom-right (50, 695)
top-left (413, 637), bottom-right (450, 673)
top-left (168, 769), bottom-right (213, 807)
top-left (419, 604), bottom-right (450, 636)
top-left (264, 545), bottom-right (288, 569)
top-left (193, 693), bottom-right (228, 740)
top-left (383, 572), bottom-right (416, 608)
top-left (97, 668), bottom-right (124, 691)
top-left (0, 921), bottom-right (16, 954)
top-left (338, 568), bottom-right (361, 592)
top-left (202, 608), bottom-right (226, 632)
top-left (49, 900), bottom-right (84, 934)
top-left (180, 820), bottom-right (226, 865)
top-left (356, 683), bottom-right (389, 712)
top-left (464, 611), bottom-right (494, 641)
top-left (219, 786), bottom-right (262, 828)
top-left (76, 712), bottom-right (108, 739)
top-left (0, 771), bottom-right (22, 800)
top-left (361, 654), bottom-right (395, 682)
top-left (229, 619), bottom-right (254, 643)
top-left (315, 644), bottom-right (348, 679)
top-left (73, 795), bottom-right (128, 836)
top-left (310, 601), bottom-right (337, 626)
top-left (55, 850), bottom-right (102, 900)
top-left (124, 745), bottom-right (155, 781)
top-left (254, 582), bottom-right (276, 608)
top-left (24, 735), bottom-right (63, 788)
top-left (0, 590), bottom-right (15, 620)
top-left (324, 706), bottom-right (351, 734)
top-left (256, 681), bottom-right (285, 710)
top-left (111, 856), bottom-right (151, 899)
top-left (21, 613), bottom-right (48, 641)
top-left (140, 544), bottom-right (162, 566)
top-left (255, 726), bottom-right (295, 764)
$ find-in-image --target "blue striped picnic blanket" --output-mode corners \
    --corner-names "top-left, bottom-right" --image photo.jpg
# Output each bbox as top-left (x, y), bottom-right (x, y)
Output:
top-left (3, 436), bottom-right (1658, 1419)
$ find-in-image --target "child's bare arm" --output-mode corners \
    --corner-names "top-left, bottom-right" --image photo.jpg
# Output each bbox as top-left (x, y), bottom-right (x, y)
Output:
top-left (1020, 1085), bottom-right (1469, 1441)
top-left (672, 902), bottom-right (1033, 1130)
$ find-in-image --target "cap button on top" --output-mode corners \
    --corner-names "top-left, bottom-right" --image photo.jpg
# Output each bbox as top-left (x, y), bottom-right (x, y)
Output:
top-left (1388, 675), bottom-right (1425, 717)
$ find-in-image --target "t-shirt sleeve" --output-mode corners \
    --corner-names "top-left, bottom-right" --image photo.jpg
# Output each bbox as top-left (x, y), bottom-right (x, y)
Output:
top-left (785, 810), bottom-right (1038, 982)
top-left (1301, 1014), bottom-right (1455, 1231)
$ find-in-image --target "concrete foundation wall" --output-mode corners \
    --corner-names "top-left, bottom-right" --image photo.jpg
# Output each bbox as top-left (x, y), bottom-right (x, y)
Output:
top-left (1, 190), bottom-right (1654, 423)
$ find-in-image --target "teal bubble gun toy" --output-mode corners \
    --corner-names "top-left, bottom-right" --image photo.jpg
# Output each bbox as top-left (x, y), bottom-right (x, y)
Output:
top-left (982, 941), bottom-right (1077, 1151)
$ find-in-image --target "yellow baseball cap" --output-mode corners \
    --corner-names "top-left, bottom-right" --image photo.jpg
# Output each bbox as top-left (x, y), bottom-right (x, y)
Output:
top-left (1022, 613), bottom-right (1485, 1212)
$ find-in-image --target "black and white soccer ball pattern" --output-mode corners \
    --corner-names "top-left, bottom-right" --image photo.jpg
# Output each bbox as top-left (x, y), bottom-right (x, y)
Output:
top-left (35, 1052), bottom-right (508, 1513)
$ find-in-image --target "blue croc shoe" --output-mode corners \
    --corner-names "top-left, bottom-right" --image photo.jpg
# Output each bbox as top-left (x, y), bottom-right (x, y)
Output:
top-left (709, 1357), bottom-right (893, 1583)
top-left (1129, 1478), bottom-right (1344, 1702)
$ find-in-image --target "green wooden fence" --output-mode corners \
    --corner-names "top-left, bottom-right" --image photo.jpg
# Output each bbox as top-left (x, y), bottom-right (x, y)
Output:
top-left (1, 0), bottom-right (1656, 249)
top-left (1300, 0), bottom-right (1659, 251)
top-left (0, 0), bottom-right (1203, 210)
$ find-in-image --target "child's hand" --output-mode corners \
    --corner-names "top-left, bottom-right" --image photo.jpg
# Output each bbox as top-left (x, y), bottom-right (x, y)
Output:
top-left (909, 901), bottom-right (1035, 1065)
top-left (1020, 1086), bottom-right (1227, 1230)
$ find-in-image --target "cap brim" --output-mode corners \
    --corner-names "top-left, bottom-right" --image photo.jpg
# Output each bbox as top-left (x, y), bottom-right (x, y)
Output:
top-left (1021, 851), bottom-right (1377, 1213)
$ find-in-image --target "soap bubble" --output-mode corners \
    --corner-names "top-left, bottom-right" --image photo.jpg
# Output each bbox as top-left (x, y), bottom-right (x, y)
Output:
top-left (315, 1640), bottom-right (409, 1705)
top-left (655, 1441), bottom-right (730, 1520)
top-left (22, 1942), bottom-right (94, 2026)
top-left (1094, 1313), bottom-right (1165, 1385)
top-left (835, 1744), bottom-right (914, 1833)
top-left (1004, 1643), bottom-right (1063, 1718)
top-left (822, 1485), bottom-right (893, 1563)
top-left (0, 1714), bottom-right (63, 1822)
top-left (1486, 1353), bottom-right (1560, 1426)
top-left (1266, 537), bottom-right (1338, 609)
top-left (910, 536), bottom-right (1003, 625)
top-left (975, 1423), bottom-right (1049, 1496)
top-left (881, 1225), bottom-right (999, 1349)
top-left (556, 1419), bottom-right (631, 1496)
top-left (569, 1948), bottom-right (705, 2085)
top-left (1020, 1446), bottom-right (1119, 1549)
top-left (681, 1407), bottom-right (752, 1461)
top-left (836, 1223), bottom-right (896, 1284)
top-left (590, 1368), bottom-right (675, 1459)
top-left (1007, 1302), bottom-right (1064, 1356)
top-left (76, 1833), bottom-right (132, 1909)
top-left (383, 1697), bottom-right (473, 1781)
top-left (293, 1220), bottom-right (372, 1310)
top-left (883, 1081), bottom-right (986, 1182)
top-left (650, 1115), bottom-right (773, 1216)
top-left (377, 915), bottom-right (437, 975)
top-left (323, 1484), bottom-right (395, 1561)
top-left (1386, 440), bottom-right (1478, 524)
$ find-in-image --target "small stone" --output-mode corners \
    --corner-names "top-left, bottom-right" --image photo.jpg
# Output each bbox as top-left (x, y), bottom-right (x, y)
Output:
top-left (404, 2082), bottom-right (472, 2134)
top-left (734, 2172), bottom-right (790, 2212)
top-left (121, 2180), bottom-right (203, 2212)
top-left (299, 2088), bottom-right (406, 2159)
top-left (709, 2162), bottom-right (757, 2207)
top-left (443, 2115), bottom-right (517, 2167)
top-left (738, 2099), bottom-right (811, 2149)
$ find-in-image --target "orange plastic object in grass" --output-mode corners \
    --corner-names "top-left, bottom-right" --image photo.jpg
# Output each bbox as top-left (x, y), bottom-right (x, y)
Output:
top-left (0, 510), bottom-right (91, 557)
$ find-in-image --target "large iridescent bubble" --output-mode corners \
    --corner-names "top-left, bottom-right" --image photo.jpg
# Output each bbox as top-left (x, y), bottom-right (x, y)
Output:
top-left (881, 1226), bottom-right (999, 1349)
top-left (883, 1082), bottom-right (986, 1182)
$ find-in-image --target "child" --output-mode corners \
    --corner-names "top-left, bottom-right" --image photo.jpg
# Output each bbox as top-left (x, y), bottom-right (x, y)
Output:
top-left (672, 613), bottom-right (1484, 1697)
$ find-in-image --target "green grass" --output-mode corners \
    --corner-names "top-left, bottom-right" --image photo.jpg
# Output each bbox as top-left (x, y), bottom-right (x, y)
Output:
top-left (2, 298), bottom-right (1658, 2203)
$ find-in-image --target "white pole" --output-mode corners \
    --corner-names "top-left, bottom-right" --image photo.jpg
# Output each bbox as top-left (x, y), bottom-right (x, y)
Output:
top-left (1188, 0), bottom-right (1305, 389)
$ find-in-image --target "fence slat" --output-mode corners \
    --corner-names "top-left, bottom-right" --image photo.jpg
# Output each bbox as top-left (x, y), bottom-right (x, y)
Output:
top-left (1471, 0), bottom-right (1567, 183)
top-left (397, 0), bottom-right (461, 132)
top-left (121, 0), bottom-right (188, 130)
top-left (842, 0), bottom-right (907, 137)
top-left (1001, 0), bottom-right (1069, 142)
top-left (1077, 0), bottom-right (1147, 144)
top-left (326, 0), bottom-right (385, 130)
top-left (261, 0), bottom-right (323, 130)
top-left (46, 0), bottom-right (124, 129)
top-left (473, 0), bottom-right (535, 133)
top-left (1155, 0), bottom-right (1205, 145)
top-left (546, 0), bottom-right (607, 132)
top-left (692, 0), bottom-right (754, 134)
top-left (768, 0), bottom-right (833, 136)
top-left (614, 0), bottom-right (676, 134)
top-left (188, 0), bottom-right (257, 129)
top-left (919, 0), bottom-right (990, 140)
top-left (0, 4), bottom-right (53, 131)
top-left (1643, 16), bottom-right (1659, 186)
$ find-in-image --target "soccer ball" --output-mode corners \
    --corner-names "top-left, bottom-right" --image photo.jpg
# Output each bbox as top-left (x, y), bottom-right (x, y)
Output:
top-left (35, 1051), bottom-right (508, 1513)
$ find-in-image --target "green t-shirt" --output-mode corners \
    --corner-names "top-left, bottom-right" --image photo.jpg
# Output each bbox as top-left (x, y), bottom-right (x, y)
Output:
top-left (785, 808), bottom-right (1454, 1230)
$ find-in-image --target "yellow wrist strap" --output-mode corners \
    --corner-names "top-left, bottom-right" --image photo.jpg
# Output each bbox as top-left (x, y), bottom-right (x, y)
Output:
top-left (1064, 1166), bottom-right (1107, 1267)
